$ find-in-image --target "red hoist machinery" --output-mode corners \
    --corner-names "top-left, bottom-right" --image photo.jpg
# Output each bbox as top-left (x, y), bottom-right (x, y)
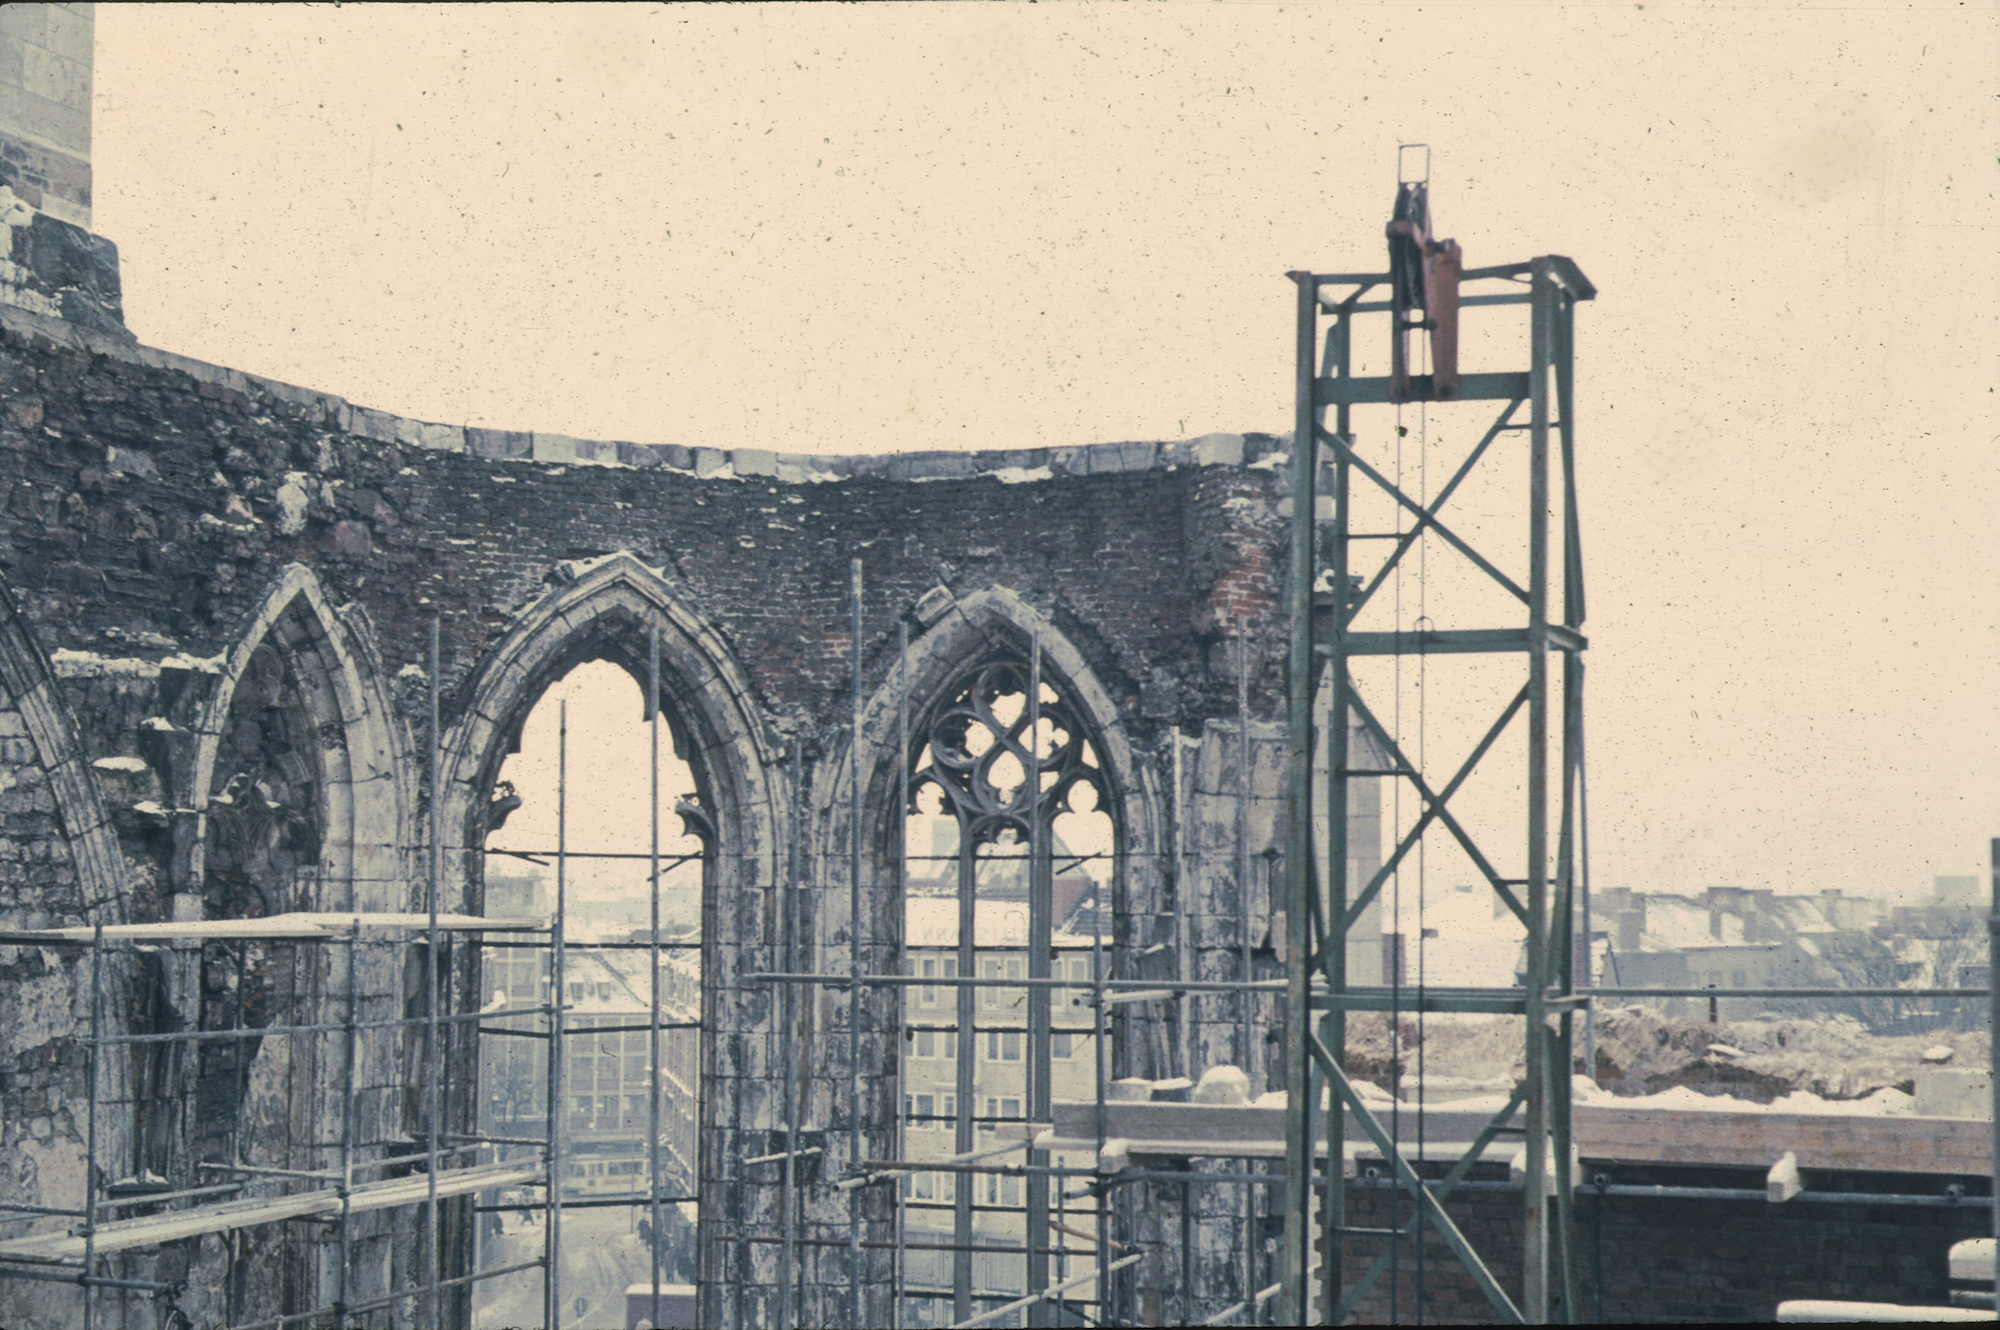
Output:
top-left (1385, 179), bottom-right (1463, 403)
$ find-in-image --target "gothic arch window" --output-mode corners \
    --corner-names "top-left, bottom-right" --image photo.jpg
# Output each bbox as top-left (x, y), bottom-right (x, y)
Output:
top-left (441, 556), bottom-right (780, 1330)
top-left (181, 585), bottom-right (406, 1328)
top-left (899, 653), bottom-right (1116, 1325)
top-left (471, 657), bottom-right (708, 1324)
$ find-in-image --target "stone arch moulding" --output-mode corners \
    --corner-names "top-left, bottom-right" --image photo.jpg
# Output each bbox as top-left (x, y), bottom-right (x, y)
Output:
top-left (438, 550), bottom-right (781, 909)
top-left (439, 551), bottom-right (780, 1330)
top-left (807, 584), bottom-right (1163, 1325)
top-left (827, 583), bottom-right (1162, 900)
top-left (0, 575), bottom-right (126, 925)
top-left (184, 562), bottom-right (413, 912)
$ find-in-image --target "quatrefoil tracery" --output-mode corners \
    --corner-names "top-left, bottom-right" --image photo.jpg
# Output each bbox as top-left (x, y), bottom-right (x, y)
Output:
top-left (912, 660), bottom-right (1106, 849)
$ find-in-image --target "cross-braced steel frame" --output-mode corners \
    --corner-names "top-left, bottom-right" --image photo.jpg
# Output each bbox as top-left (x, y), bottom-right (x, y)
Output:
top-left (1280, 252), bottom-right (1597, 1325)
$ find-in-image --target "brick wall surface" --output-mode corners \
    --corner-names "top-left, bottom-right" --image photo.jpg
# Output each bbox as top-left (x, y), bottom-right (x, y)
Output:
top-left (0, 318), bottom-right (1293, 746)
top-left (1336, 1173), bottom-right (1987, 1324)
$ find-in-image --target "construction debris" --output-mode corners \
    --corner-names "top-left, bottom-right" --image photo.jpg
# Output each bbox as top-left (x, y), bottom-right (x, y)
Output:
top-left (1337, 1008), bottom-right (1991, 1107)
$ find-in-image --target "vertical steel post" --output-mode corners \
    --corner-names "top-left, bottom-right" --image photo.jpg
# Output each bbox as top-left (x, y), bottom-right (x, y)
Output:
top-left (336, 923), bottom-right (360, 1323)
top-left (781, 742), bottom-right (802, 1330)
top-left (1989, 836), bottom-right (1999, 1320)
top-left (648, 626), bottom-right (665, 1330)
top-left (1092, 833), bottom-right (1110, 1321)
top-left (848, 557), bottom-right (865, 1330)
top-left (1522, 259), bottom-right (1554, 1324)
top-left (83, 924), bottom-right (101, 1330)
top-left (895, 618), bottom-right (912, 1323)
top-left (1322, 301), bottom-right (1353, 1329)
top-left (1554, 278), bottom-right (1584, 1321)
top-left (228, 937), bottom-right (249, 1322)
top-left (1281, 271), bottom-right (1319, 1326)
top-left (427, 616), bottom-right (444, 1330)
top-left (1237, 627), bottom-right (1255, 1087)
top-left (1580, 734), bottom-right (1596, 1087)
top-left (230, 941), bottom-right (249, 1171)
top-left (1026, 630), bottom-right (1051, 1327)
top-left (1090, 652), bottom-right (1113, 1315)
top-left (953, 699), bottom-right (977, 1325)
top-left (1553, 650), bottom-right (1583, 1324)
top-left (1054, 1158), bottom-right (1069, 1327)
top-left (547, 700), bottom-right (569, 1330)
top-left (1236, 624), bottom-right (1257, 1321)
top-left (1172, 730), bottom-right (1192, 1081)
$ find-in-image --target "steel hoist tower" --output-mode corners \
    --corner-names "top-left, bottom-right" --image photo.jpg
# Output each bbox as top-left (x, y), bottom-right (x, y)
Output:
top-left (1280, 164), bottom-right (1596, 1325)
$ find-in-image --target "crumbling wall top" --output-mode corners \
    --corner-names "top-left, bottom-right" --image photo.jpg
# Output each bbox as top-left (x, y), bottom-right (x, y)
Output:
top-left (0, 299), bottom-right (1291, 487)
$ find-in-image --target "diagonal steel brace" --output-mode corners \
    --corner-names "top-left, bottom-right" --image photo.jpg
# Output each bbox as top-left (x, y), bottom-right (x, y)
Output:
top-left (1341, 682), bottom-right (1530, 932)
top-left (1310, 1031), bottom-right (1525, 1324)
top-left (1333, 1082), bottom-right (1531, 1323)
top-left (1318, 426), bottom-right (1530, 607)
top-left (1346, 689), bottom-right (1529, 927)
top-left (1342, 399), bottom-right (1524, 625)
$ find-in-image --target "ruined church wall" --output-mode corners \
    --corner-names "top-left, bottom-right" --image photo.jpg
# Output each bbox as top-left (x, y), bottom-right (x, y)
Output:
top-left (0, 296), bottom-right (1304, 1326)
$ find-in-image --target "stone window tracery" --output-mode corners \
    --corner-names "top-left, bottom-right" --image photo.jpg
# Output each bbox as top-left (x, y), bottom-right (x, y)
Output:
top-left (900, 654), bottom-right (1116, 1320)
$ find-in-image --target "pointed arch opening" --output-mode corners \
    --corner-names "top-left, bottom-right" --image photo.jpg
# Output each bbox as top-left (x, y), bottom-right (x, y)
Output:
top-left (441, 554), bottom-right (779, 1329)
top-left (824, 586), bottom-right (1160, 1330)
top-left (189, 565), bottom-right (409, 916)
top-left (172, 565), bottom-right (411, 1326)
top-left (469, 659), bottom-right (707, 1327)
top-left (899, 651), bottom-right (1118, 1326)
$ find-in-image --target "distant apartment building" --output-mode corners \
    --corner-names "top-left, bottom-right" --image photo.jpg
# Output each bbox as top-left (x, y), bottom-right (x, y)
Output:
top-left (895, 824), bottom-right (1107, 1321)
top-left (481, 874), bottom-right (702, 1201)
top-left (1589, 878), bottom-right (1983, 1023)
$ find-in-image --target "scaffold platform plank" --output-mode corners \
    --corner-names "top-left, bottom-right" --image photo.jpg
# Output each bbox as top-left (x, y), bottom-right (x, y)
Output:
top-left (1050, 1097), bottom-right (1996, 1178)
top-left (0, 912), bottom-right (548, 945)
top-left (0, 1162), bottom-right (543, 1261)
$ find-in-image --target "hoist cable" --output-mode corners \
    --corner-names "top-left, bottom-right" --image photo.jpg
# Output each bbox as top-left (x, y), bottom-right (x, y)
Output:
top-left (1389, 348), bottom-right (1407, 1327)
top-left (1414, 306), bottom-right (1432, 1328)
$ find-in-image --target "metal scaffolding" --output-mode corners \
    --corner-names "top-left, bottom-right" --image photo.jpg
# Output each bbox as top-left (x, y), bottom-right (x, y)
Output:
top-left (0, 627), bottom-right (700, 1330)
top-left (739, 566), bottom-right (1316, 1330)
top-left (0, 913), bottom-right (558, 1327)
top-left (0, 621), bottom-right (579, 1330)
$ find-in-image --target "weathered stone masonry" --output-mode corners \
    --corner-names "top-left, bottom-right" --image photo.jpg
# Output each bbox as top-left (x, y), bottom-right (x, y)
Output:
top-left (0, 283), bottom-right (1303, 1328)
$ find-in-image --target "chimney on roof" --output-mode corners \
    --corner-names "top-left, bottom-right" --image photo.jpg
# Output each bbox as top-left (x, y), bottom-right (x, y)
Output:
top-left (1743, 891), bottom-right (1772, 943)
top-left (1935, 875), bottom-right (1979, 906)
top-left (1616, 899), bottom-right (1646, 953)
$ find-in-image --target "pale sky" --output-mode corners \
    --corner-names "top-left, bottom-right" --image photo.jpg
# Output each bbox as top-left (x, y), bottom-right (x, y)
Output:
top-left (92, 3), bottom-right (1998, 903)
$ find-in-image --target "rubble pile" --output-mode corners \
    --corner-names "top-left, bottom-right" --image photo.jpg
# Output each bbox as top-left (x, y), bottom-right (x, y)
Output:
top-left (1336, 1009), bottom-right (1992, 1105)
